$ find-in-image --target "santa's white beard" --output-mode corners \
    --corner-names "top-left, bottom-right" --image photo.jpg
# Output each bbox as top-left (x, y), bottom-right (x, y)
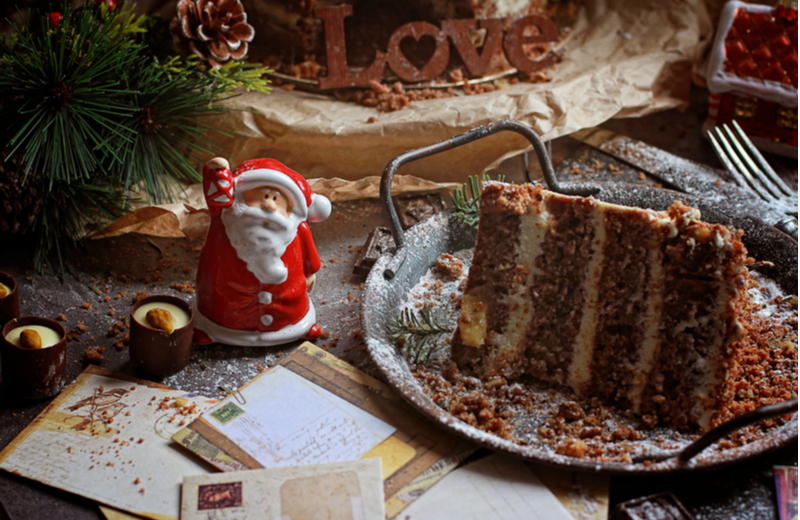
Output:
top-left (221, 204), bottom-right (304, 285)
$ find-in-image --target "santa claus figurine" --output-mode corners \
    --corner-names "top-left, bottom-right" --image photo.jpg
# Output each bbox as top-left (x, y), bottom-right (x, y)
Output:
top-left (193, 156), bottom-right (331, 346)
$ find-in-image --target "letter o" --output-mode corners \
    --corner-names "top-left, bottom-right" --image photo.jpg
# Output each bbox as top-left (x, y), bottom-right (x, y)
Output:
top-left (387, 22), bottom-right (450, 83)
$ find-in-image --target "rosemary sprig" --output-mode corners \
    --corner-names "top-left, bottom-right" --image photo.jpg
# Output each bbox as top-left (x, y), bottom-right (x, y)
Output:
top-left (451, 174), bottom-right (505, 229)
top-left (387, 304), bottom-right (451, 365)
top-left (207, 59), bottom-right (273, 95)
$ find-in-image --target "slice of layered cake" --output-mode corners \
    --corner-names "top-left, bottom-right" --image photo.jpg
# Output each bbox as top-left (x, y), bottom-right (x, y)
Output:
top-left (451, 182), bottom-right (749, 431)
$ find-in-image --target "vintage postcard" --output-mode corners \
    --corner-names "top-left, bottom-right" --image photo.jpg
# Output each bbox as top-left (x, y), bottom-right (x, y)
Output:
top-left (0, 366), bottom-right (216, 520)
top-left (775, 466), bottom-right (798, 520)
top-left (401, 453), bottom-right (574, 520)
top-left (532, 464), bottom-right (609, 520)
top-left (200, 365), bottom-right (396, 468)
top-left (174, 342), bottom-right (477, 519)
top-left (181, 458), bottom-right (385, 520)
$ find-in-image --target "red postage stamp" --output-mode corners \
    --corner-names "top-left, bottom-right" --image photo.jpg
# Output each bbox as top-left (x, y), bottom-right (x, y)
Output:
top-left (197, 482), bottom-right (243, 510)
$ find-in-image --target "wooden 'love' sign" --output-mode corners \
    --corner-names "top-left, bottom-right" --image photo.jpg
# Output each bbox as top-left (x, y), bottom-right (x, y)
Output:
top-left (315, 5), bottom-right (559, 89)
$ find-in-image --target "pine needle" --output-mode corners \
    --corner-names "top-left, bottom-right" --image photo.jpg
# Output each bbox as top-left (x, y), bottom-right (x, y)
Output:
top-left (387, 304), bottom-right (452, 365)
top-left (451, 174), bottom-right (505, 229)
top-left (0, 1), bottom-right (272, 277)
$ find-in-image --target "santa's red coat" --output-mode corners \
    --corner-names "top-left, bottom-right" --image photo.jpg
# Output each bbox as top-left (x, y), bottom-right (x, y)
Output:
top-left (196, 217), bottom-right (321, 333)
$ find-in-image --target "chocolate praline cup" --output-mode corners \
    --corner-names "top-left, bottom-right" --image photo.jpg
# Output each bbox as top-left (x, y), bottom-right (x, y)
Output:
top-left (0, 271), bottom-right (20, 329)
top-left (2, 317), bottom-right (67, 399)
top-left (130, 296), bottom-right (194, 377)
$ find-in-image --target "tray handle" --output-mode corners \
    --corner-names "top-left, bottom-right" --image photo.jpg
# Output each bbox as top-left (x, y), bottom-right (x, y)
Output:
top-left (630, 398), bottom-right (798, 464)
top-left (678, 398), bottom-right (798, 462)
top-left (379, 120), bottom-right (599, 279)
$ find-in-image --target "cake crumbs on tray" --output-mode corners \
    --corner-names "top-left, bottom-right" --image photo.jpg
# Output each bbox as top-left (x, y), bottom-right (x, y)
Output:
top-left (397, 248), bottom-right (798, 465)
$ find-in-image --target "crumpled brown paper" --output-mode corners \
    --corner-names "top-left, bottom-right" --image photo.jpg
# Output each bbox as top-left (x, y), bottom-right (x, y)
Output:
top-left (89, 183), bottom-right (211, 240)
top-left (92, 175), bottom-right (457, 239)
top-left (202, 0), bottom-right (711, 182)
top-left (92, 0), bottom-right (712, 240)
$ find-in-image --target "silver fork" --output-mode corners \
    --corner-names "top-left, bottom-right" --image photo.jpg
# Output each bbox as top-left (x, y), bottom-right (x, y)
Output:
top-left (707, 121), bottom-right (798, 240)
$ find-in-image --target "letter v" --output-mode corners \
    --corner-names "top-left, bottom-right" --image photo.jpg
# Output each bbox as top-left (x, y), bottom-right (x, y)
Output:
top-left (442, 18), bottom-right (504, 78)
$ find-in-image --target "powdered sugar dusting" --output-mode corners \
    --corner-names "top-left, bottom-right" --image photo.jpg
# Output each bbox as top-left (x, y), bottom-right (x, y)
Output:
top-left (362, 210), bottom-right (798, 474)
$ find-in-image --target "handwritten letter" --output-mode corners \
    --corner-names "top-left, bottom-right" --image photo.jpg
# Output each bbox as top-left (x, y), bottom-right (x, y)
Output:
top-left (203, 366), bottom-right (396, 468)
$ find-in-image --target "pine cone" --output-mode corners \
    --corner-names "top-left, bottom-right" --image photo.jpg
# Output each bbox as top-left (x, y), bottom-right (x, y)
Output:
top-left (170, 0), bottom-right (255, 68)
top-left (0, 150), bottom-right (42, 236)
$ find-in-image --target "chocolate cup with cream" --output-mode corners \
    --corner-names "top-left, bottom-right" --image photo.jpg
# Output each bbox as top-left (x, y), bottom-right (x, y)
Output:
top-left (2, 317), bottom-right (67, 399)
top-left (0, 271), bottom-right (20, 329)
top-left (130, 295), bottom-right (194, 377)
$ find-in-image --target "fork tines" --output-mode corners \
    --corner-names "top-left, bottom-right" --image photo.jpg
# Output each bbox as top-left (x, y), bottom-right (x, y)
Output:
top-left (707, 121), bottom-right (798, 214)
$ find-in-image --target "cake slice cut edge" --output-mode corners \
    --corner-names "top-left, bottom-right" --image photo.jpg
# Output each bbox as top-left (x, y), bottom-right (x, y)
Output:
top-left (451, 182), bottom-right (750, 432)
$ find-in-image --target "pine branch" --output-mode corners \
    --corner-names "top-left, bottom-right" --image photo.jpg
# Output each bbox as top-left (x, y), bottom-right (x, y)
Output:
top-left (451, 174), bottom-right (505, 229)
top-left (207, 59), bottom-right (273, 95)
top-left (32, 180), bottom-right (125, 280)
top-left (112, 56), bottom-right (234, 203)
top-left (0, 3), bottom-right (144, 183)
top-left (387, 304), bottom-right (452, 365)
top-left (0, 1), bottom-right (273, 277)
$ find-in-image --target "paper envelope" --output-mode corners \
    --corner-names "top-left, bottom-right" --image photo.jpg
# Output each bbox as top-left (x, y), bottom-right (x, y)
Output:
top-left (181, 458), bottom-right (385, 520)
top-left (174, 342), bottom-right (476, 519)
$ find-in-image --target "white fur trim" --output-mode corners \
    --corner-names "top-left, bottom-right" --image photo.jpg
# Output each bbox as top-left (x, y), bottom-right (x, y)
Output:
top-left (194, 303), bottom-right (317, 347)
top-left (236, 168), bottom-right (309, 219)
top-left (308, 193), bottom-right (332, 223)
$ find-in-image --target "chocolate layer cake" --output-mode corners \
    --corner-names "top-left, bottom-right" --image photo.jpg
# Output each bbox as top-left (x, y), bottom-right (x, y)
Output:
top-left (452, 182), bottom-right (750, 431)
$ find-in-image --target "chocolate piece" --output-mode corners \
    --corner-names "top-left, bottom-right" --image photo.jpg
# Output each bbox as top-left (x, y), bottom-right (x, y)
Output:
top-left (353, 227), bottom-right (396, 276)
top-left (0, 271), bottom-right (20, 329)
top-left (2, 317), bottom-right (67, 399)
top-left (392, 192), bottom-right (447, 230)
top-left (614, 491), bottom-right (696, 520)
top-left (130, 295), bottom-right (194, 377)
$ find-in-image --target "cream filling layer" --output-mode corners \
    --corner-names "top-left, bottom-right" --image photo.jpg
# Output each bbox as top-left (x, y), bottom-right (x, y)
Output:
top-left (627, 246), bottom-right (665, 413)
top-left (566, 205), bottom-right (607, 394)
top-left (690, 285), bottom-right (733, 430)
top-left (485, 209), bottom-right (551, 377)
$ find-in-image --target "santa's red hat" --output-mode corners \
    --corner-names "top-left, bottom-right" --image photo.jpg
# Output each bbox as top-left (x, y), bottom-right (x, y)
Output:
top-left (232, 158), bottom-right (331, 223)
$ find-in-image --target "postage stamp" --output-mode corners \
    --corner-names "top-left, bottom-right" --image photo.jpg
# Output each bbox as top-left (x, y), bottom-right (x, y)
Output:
top-left (197, 482), bottom-right (243, 510)
top-left (210, 402), bottom-right (245, 425)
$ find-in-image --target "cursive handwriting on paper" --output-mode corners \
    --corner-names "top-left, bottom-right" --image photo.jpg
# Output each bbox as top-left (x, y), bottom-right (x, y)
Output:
top-left (203, 366), bottom-right (396, 469)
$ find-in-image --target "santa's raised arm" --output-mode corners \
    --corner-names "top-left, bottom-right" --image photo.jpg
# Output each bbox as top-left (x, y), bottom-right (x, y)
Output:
top-left (194, 157), bottom-right (331, 347)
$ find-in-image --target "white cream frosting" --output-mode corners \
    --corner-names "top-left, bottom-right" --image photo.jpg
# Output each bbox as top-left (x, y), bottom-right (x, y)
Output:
top-left (627, 246), bottom-right (665, 413)
top-left (689, 283), bottom-right (736, 430)
top-left (6, 325), bottom-right (61, 349)
top-left (133, 302), bottom-right (191, 332)
top-left (566, 203), bottom-right (607, 394)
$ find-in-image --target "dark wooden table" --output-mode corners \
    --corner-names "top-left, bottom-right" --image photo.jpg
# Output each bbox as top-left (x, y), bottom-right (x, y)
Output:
top-left (1, 85), bottom-right (797, 520)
